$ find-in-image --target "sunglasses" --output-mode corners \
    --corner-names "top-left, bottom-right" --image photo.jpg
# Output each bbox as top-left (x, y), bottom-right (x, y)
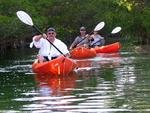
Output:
top-left (80, 30), bottom-right (86, 31)
top-left (47, 32), bottom-right (55, 35)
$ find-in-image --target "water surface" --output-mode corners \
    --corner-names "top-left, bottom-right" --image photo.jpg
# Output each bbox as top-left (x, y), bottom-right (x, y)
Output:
top-left (0, 48), bottom-right (150, 112)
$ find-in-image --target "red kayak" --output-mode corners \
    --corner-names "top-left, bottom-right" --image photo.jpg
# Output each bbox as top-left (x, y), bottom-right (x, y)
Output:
top-left (32, 55), bottom-right (77, 75)
top-left (94, 42), bottom-right (121, 53)
top-left (70, 42), bottom-right (121, 59)
top-left (70, 47), bottom-right (96, 59)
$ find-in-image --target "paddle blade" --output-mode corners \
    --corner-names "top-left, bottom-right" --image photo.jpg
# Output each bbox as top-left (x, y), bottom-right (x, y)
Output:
top-left (111, 27), bottom-right (122, 34)
top-left (29, 42), bottom-right (34, 48)
top-left (16, 11), bottom-right (33, 26)
top-left (94, 21), bottom-right (105, 31)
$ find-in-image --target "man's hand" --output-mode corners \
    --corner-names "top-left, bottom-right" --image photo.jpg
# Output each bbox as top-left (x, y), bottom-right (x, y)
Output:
top-left (42, 33), bottom-right (47, 39)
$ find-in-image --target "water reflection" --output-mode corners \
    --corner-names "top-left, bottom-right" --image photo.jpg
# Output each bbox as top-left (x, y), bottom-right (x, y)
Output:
top-left (21, 72), bottom-right (79, 112)
top-left (1, 49), bottom-right (150, 112)
top-left (35, 72), bottom-right (78, 96)
top-left (75, 52), bottom-right (122, 72)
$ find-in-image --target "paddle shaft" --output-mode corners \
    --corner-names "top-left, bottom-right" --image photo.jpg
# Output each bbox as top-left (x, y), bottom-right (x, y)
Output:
top-left (103, 33), bottom-right (116, 38)
top-left (103, 27), bottom-right (121, 38)
top-left (90, 28), bottom-right (121, 47)
top-left (90, 39), bottom-right (103, 47)
top-left (72, 30), bottom-right (94, 48)
top-left (72, 22), bottom-right (105, 49)
top-left (33, 25), bottom-right (66, 57)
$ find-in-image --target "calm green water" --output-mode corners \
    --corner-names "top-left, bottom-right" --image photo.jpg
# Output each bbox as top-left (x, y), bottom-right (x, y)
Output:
top-left (0, 48), bottom-right (150, 113)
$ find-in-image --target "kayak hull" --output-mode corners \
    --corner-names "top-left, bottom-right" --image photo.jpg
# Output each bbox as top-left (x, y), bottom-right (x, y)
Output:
top-left (70, 42), bottom-right (121, 59)
top-left (94, 42), bottom-right (121, 53)
top-left (70, 47), bottom-right (96, 59)
top-left (32, 55), bottom-right (77, 75)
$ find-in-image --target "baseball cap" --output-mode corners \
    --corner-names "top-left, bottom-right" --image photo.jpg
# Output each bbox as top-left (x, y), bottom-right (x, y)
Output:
top-left (47, 27), bottom-right (56, 32)
top-left (80, 26), bottom-right (86, 31)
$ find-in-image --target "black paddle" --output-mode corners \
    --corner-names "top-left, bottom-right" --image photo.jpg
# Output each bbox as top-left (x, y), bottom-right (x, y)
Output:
top-left (16, 11), bottom-right (66, 56)
top-left (90, 27), bottom-right (122, 47)
top-left (72, 22), bottom-right (105, 48)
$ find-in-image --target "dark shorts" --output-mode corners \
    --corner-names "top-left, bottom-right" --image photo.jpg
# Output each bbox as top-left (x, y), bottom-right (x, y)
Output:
top-left (43, 56), bottom-right (58, 61)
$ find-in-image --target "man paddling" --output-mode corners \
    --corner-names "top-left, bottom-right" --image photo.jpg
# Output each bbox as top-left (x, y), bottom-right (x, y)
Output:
top-left (32, 27), bottom-right (70, 62)
top-left (88, 31), bottom-right (105, 48)
top-left (70, 26), bottom-right (105, 49)
top-left (69, 26), bottom-right (89, 49)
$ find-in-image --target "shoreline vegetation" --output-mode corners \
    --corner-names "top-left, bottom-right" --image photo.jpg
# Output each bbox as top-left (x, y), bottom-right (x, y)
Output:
top-left (0, 0), bottom-right (149, 54)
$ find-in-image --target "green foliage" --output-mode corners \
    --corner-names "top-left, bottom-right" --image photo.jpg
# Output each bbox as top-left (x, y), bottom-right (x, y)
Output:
top-left (0, 0), bottom-right (149, 46)
top-left (142, 8), bottom-right (150, 31)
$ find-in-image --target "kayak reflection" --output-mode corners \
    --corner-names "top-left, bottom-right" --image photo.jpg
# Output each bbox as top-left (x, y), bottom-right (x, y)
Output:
top-left (75, 52), bottom-right (122, 71)
top-left (35, 72), bottom-right (78, 96)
